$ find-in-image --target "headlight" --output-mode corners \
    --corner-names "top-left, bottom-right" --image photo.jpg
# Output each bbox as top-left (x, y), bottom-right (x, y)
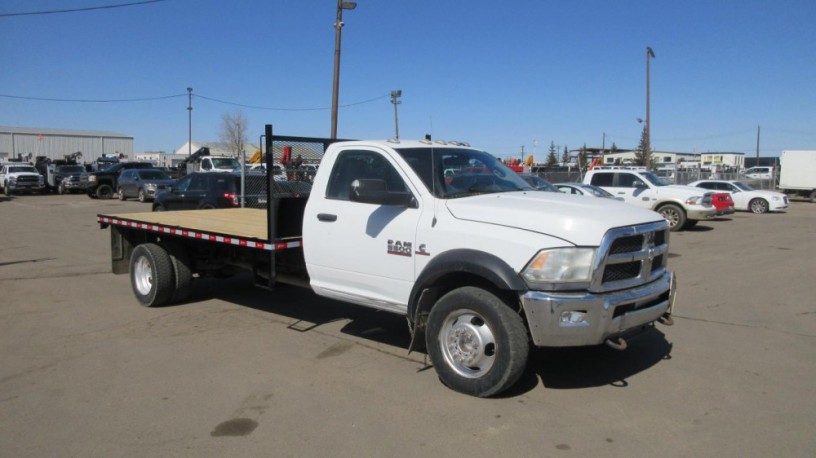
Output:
top-left (772, 196), bottom-right (780, 201)
top-left (521, 247), bottom-right (597, 290)
top-left (88, 175), bottom-right (97, 182)
top-left (38, 176), bottom-right (44, 184)
top-left (685, 196), bottom-right (704, 205)
top-left (144, 183), bottom-right (157, 190)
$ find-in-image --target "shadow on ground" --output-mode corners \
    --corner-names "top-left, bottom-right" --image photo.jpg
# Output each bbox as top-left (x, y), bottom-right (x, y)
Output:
top-left (184, 273), bottom-right (674, 396)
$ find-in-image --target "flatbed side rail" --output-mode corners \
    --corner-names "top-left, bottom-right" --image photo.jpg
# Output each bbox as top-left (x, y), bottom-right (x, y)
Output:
top-left (97, 215), bottom-right (302, 252)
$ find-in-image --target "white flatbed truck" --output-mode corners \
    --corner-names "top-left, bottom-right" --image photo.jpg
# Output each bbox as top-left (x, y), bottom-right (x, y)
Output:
top-left (98, 125), bottom-right (676, 397)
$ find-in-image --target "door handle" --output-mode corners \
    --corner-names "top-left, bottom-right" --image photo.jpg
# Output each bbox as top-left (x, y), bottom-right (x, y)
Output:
top-left (317, 213), bottom-right (337, 222)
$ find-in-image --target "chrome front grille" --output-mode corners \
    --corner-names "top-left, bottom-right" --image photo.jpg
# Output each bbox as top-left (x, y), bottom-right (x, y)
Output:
top-left (590, 221), bottom-right (670, 293)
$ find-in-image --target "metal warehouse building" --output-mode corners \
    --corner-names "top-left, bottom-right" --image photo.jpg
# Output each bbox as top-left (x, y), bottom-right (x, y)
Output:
top-left (0, 126), bottom-right (133, 164)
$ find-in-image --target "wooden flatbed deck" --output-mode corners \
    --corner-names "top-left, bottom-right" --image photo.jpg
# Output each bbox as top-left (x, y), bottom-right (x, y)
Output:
top-left (99, 208), bottom-right (269, 241)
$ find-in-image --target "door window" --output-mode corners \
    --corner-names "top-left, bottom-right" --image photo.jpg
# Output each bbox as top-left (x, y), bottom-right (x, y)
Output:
top-left (327, 150), bottom-right (407, 200)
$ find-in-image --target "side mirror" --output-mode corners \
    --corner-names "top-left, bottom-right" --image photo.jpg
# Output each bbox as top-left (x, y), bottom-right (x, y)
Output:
top-left (633, 180), bottom-right (647, 188)
top-left (350, 179), bottom-right (416, 207)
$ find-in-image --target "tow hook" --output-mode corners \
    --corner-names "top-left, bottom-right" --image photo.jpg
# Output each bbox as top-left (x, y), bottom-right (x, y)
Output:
top-left (658, 313), bottom-right (674, 326)
top-left (605, 337), bottom-right (628, 351)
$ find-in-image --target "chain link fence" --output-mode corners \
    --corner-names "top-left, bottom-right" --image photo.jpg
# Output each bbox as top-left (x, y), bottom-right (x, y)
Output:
top-left (531, 168), bottom-right (779, 191)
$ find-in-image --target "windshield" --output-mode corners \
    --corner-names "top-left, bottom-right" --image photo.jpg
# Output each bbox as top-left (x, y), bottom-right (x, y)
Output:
top-left (395, 147), bottom-right (531, 198)
top-left (8, 166), bottom-right (38, 174)
top-left (139, 170), bottom-right (171, 180)
top-left (520, 174), bottom-right (558, 192)
top-left (57, 166), bottom-right (85, 174)
top-left (733, 181), bottom-right (754, 191)
top-left (212, 158), bottom-right (240, 169)
top-left (583, 184), bottom-right (614, 197)
top-left (640, 171), bottom-right (670, 186)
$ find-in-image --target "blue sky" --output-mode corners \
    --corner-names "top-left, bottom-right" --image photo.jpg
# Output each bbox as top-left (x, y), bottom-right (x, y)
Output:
top-left (1, 0), bottom-right (815, 161)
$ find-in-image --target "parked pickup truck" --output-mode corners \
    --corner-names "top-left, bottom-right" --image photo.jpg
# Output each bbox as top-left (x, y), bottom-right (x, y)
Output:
top-left (584, 169), bottom-right (716, 231)
top-left (80, 161), bottom-right (156, 199)
top-left (1, 163), bottom-right (45, 195)
top-left (98, 126), bottom-right (677, 397)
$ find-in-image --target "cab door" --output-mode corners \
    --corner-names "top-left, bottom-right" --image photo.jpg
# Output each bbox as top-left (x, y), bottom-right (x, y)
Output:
top-left (593, 172), bottom-right (653, 209)
top-left (303, 147), bottom-right (422, 313)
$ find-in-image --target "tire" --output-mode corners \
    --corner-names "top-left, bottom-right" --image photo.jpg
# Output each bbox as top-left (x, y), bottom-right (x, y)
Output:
top-left (4, 182), bottom-right (10, 196)
top-left (163, 242), bottom-right (193, 304)
top-left (96, 184), bottom-right (114, 200)
top-left (58, 183), bottom-right (66, 195)
top-left (130, 243), bottom-right (176, 307)
top-left (138, 189), bottom-right (147, 203)
top-left (118, 187), bottom-right (126, 200)
top-left (200, 203), bottom-right (216, 210)
top-left (749, 198), bottom-right (769, 214)
top-left (153, 204), bottom-right (166, 212)
top-left (426, 286), bottom-right (529, 398)
top-left (658, 204), bottom-right (687, 232)
top-left (682, 220), bottom-right (698, 230)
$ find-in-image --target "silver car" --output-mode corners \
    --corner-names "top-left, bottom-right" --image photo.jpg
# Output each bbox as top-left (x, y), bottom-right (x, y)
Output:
top-left (117, 169), bottom-right (175, 202)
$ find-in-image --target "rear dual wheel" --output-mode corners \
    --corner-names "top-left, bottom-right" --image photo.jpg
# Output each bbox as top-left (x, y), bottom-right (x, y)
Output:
top-left (130, 243), bottom-right (193, 307)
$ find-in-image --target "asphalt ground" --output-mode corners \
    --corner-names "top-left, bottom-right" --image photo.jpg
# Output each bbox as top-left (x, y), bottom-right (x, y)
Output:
top-left (1, 193), bottom-right (814, 457)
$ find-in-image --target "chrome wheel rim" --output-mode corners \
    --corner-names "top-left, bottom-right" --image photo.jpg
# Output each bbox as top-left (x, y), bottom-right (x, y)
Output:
top-left (133, 256), bottom-right (153, 296)
top-left (439, 309), bottom-right (496, 378)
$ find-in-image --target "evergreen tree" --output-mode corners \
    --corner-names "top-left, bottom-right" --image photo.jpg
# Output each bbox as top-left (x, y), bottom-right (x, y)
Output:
top-left (546, 141), bottom-right (558, 166)
top-left (578, 144), bottom-right (588, 170)
top-left (561, 146), bottom-right (571, 165)
top-left (633, 126), bottom-right (648, 166)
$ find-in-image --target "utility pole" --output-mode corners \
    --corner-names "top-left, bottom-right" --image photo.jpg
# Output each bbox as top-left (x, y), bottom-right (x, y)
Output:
top-left (330, 1), bottom-right (358, 139)
top-left (755, 125), bottom-right (761, 165)
top-left (645, 46), bottom-right (655, 169)
top-left (391, 90), bottom-right (402, 140)
top-left (187, 87), bottom-right (193, 155)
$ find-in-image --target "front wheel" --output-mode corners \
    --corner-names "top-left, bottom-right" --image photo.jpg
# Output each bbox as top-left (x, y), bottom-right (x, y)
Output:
top-left (3, 182), bottom-right (10, 196)
top-left (426, 287), bottom-right (529, 397)
top-left (118, 187), bottom-right (126, 200)
top-left (658, 204), bottom-right (687, 231)
top-left (130, 243), bottom-right (176, 307)
top-left (138, 189), bottom-right (147, 203)
top-left (96, 184), bottom-right (114, 199)
top-left (749, 198), bottom-right (769, 214)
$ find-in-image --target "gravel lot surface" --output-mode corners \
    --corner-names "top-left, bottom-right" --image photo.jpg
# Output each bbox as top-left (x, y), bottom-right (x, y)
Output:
top-left (1, 193), bottom-right (814, 457)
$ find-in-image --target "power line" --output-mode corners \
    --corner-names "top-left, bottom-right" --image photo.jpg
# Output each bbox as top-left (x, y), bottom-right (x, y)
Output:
top-left (1, 92), bottom-right (390, 111)
top-left (195, 93), bottom-right (389, 111)
top-left (0, 0), bottom-right (167, 17)
top-left (0, 93), bottom-right (186, 103)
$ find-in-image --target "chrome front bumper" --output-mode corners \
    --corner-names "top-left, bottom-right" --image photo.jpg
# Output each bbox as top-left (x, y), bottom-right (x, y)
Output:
top-left (520, 271), bottom-right (676, 347)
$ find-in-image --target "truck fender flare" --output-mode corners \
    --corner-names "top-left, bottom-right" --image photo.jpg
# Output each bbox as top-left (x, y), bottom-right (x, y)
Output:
top-left (407, 249), bottom-right (525, 321)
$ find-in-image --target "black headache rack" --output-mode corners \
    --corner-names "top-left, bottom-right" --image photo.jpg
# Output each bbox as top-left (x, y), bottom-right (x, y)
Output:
top-left (259, 124), bottom-right (354, 289)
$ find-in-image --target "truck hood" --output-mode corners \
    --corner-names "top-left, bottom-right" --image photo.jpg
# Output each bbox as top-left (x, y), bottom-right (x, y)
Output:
top-left (444, 191), bottom-right (664, 246)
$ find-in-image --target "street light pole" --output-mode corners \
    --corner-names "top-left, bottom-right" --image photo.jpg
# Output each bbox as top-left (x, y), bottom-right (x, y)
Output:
top-left (331, 1), bottom-right (357, 139)
top-left (187, 87), bottom-right (193, 155)
top-left (390, 90), bottom-right (402, 140)
top-left (645, 47), bottom-right (655, 169)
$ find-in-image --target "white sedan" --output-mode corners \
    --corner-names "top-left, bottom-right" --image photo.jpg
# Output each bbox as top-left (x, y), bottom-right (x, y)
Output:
top-left (555, 182), bottom-right (624, 200)
top-left (687, 180), bottom-right (788, 214)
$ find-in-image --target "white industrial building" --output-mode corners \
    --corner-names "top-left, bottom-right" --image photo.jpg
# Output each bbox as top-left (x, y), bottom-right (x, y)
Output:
top-left (0, 126), bottom-right (133, 164)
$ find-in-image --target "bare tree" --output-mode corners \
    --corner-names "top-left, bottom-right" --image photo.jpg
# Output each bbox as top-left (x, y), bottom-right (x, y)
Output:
top-left (219, 111), bottom-right (248, 157)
